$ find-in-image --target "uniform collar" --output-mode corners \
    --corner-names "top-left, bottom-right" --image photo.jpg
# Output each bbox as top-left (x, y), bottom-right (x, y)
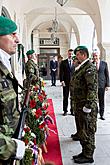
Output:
top-left (75, 58), bottom-right (89, 71)
top-left (0, 49), bottom-right (12, 73)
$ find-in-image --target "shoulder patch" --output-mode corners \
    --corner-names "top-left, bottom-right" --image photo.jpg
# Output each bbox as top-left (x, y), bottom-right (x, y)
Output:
top-left (0, 79), bottom-right (9, 89)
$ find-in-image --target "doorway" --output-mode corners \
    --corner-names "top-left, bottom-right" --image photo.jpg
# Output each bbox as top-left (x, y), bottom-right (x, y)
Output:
top-left (38, 48), bottom-right (60, 80)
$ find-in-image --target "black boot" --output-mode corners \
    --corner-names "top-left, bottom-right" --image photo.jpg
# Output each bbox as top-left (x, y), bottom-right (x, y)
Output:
top-left (74, 156), bottom-right (94, 164)
top-left (71, 133), bottom-right (80, 141)
top-left (72, 152), bottom-right (83, 159)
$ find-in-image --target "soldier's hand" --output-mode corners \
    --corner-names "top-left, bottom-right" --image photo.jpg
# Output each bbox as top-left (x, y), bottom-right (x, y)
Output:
top-left (83, 106), bottom-right (91, 113)
top-left (12, 138), bottom-right (25, 160)
top-left (61, 81), bottom-right (66, 87)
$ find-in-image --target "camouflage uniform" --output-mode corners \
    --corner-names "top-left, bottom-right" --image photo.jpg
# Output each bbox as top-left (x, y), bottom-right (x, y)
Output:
top-left (70, 59), bottom-right (98, 158)
top-left (0, 62), bottom-right (20, 164)
top-left (25, 59), bottom-right (39, 86)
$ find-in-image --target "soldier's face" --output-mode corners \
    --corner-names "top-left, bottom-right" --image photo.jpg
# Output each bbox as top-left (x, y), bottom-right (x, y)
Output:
top-left (0, 32), bottom-right (19, 55)
top-left (32, 53), bottom-right (37, 60)
top-left (76, 51), bottom-right (85, 63)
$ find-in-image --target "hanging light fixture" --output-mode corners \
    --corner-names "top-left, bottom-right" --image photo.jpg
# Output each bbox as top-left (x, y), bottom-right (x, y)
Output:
top-left (57, 0), bottom-right (68, 6)
top-left (51, 7), bottom-right (58, 42)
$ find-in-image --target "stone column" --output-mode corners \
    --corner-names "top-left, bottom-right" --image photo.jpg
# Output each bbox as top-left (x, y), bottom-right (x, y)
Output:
top-left (33, 29), bottom-right (40, 54)
top-left (98, 42), bottom-right (110, 72)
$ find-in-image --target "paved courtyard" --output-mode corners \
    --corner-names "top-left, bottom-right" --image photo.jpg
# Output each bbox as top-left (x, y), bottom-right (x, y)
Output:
top-left (45, 80), bottom-right (110, 165)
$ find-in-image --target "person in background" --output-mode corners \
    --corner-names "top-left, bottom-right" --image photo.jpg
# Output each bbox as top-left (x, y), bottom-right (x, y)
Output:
top-left (0, 16), bottom-right (25, 164)
top-left (25, 49), bottom-right (39, 87)
top-left (70, 56), bottom-right (81, 141)
top-left (59, 49), bottom-right (75, 116)
top-left (92, 51), bottom-right (110, 120)
top-left (70, 46), bottom-right (98, 164)
top-left (50, 55), bottom-right (58, 86)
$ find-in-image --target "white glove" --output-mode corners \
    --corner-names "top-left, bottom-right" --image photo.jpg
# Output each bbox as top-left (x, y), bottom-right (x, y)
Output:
top-left (52, 69), bottom-right (56, 71)
top-left (12, 138), bottom-right (25, 160)
top-left (61, 81), bottom-right (66, 87)
top-left (83, 106), bottom-right (91, 113)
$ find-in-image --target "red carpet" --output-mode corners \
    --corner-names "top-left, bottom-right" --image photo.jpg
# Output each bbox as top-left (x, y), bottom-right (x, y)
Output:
top-left (43, 99), bottom-right (63, 165)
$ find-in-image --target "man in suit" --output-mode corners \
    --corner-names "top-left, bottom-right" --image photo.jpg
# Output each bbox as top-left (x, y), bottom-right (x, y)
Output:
top-left (59, 49), bottom-right (75, 116)
top-left (92, 51), bottom-right (110, 120)
top-left (50, 55), bottom-right (58, 86)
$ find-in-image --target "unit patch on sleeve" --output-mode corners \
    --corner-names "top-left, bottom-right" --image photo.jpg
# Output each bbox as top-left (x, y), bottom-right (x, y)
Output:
top-left (0, 79), bottom-right (9, 89)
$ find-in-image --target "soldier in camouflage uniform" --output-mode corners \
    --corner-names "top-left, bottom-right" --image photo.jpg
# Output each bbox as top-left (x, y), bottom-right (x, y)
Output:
top-left (70, 46), bottom-right (98, 164)
top-left (24, 49), bottom-right (39, 87)
top-left (0, 16), bottom-right (25, 164)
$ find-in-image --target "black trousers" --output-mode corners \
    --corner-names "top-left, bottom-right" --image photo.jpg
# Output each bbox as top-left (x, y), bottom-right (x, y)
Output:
top-left (63, 85), bottom-right (72, 113)
top-left (98, 88), bottom-right (105, 117)
top-left (51, 71), bottom-right (56, 85)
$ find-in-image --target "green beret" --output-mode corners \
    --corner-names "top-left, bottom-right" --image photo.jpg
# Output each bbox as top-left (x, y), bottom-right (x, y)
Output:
top-left (72, 55), bottom-right (77, 61)
top-left (74, 46), bottom-right (88, 55)
top-left (0, 16), bottom-right (17, 36)
top-left (26, 49), bottom-right (35, 56)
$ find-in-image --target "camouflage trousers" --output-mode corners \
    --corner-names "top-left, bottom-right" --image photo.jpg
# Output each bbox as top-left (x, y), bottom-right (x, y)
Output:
top-left (74, 102), bottom-right (98, 158)
top-left (0, 160), bottom-right (20, 165)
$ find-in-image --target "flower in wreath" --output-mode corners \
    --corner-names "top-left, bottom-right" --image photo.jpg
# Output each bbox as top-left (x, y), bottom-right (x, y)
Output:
top-left (29, 99), bottom-right (36, 109)
top-left (29, 88), bottom-right (48, 112)
top-left (21, 125), bottom-right (39, 165)
top-left (42, 101), bottom-right (49, 111)
top-left (35, 108), bottom-right (43, 119)
top-left (22, 125), bottom-right (36, 146)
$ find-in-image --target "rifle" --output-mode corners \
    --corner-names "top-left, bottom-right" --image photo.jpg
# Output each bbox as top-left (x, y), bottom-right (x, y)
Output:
top-left (10, 82), bottom-right (32, 165)
top-left (14, 85), bottom-right (31, 138)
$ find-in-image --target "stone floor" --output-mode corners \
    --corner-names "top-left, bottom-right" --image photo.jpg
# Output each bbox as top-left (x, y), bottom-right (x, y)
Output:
top-left (45, 80), bottom-right (110, 165)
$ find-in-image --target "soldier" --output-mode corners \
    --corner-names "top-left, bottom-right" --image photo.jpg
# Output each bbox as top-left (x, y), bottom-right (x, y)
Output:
top-left (0, 16), bottom-right (25, 164)
top-left (24, 49), bottom-right (39, 87)
top-left (25, 50), bottom-right (39, 85)
top-left (70, 46), bottom-right (98, 164)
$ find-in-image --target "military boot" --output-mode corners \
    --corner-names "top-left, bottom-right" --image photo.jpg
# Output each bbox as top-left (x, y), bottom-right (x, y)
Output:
top-left (74, 156), bottom-right (94, 164)
top-left (72, 152), bottom-right (83, 159)
top-left (71, 133), bottom-right (80, 141)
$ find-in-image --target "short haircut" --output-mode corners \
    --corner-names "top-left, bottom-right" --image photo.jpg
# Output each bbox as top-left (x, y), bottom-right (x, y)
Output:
top-left (68, 49), bottom-right (73, 52)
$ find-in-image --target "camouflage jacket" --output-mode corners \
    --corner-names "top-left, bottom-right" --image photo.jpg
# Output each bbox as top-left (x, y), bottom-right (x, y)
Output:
top-left (25, 59), bottom-right (39, 84)
top-left (70, 59), bottom-right (98, 109)
top-left (0, 62), bottom-right (19, 161)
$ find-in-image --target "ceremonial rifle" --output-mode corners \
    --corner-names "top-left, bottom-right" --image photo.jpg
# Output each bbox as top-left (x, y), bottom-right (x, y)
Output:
top-left (10, 81), bottom-right (32, 165)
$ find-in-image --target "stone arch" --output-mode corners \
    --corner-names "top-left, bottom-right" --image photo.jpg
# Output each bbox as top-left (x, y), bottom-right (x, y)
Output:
top-left (1, 6), bottom-right (11, 18)
top-left (25, 7), bottom-right (80, 51)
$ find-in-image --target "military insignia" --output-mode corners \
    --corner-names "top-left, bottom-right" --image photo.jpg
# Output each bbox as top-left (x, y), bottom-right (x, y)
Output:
top-left (77, 48), bottom-right (80, 51)
top-left (0, 79), bottom-right (9, 88)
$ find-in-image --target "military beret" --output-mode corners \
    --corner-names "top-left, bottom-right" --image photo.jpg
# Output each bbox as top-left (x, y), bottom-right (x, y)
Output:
top-left (74, 46), bottom-right (88, 55)
top-left (26, 49), bottom-right (35, 56)
top-left (72, 55), bottom-right (76, 61)
top-left (0, 16), bottom-right (17, 36)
